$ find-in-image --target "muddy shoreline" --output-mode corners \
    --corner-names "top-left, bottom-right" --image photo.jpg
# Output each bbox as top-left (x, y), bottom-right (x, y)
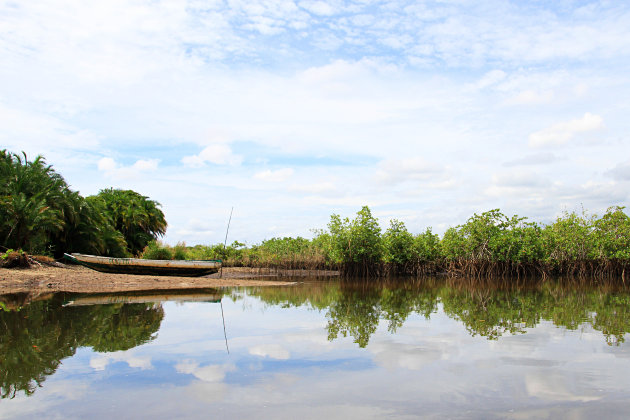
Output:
top-left (0, 265), bottom-right (338, 294)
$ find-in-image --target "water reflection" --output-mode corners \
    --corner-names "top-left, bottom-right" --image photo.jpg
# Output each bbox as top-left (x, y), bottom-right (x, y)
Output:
top-left (239, 277), bottom-right (630, 347)
top-left (0, 292), bottom-right (166, 399)
top-left (1, 277), bottom-right (629, 410)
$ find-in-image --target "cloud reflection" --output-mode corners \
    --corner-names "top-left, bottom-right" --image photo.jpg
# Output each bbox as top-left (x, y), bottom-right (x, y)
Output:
top-left (249, 344), bottom-right (291, 360)
top-left (175, 360), bottom-right (236, 382)
top-left (89, 352), bottom-right (153, 371)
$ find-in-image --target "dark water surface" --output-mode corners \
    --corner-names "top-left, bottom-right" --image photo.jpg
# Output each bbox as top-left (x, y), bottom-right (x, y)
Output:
top-left (1, 278), bottom-right (630, 419)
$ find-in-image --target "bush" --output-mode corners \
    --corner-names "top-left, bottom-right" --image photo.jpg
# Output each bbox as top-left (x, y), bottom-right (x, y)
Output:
top-left (383, 220), bottom-right (414, 264)
top-left (173, 242), bottom-right (188, 260)
top-left (140, 241), bottom-right (173, 260)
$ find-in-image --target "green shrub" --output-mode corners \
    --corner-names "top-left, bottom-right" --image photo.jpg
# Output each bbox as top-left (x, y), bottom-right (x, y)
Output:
top-left (141, 241), bottom-right (173, 260)
top-left (173, 242), bottom-right (188, 260)
top-left (383, 219), bottom-right (415, 265)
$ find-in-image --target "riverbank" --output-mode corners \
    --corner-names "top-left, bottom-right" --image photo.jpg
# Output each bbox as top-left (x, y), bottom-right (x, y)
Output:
top-left (0, 265), bottom-right (338, 294)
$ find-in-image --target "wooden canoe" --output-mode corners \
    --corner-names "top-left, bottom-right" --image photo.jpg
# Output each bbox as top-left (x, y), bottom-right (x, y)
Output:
top-left (63, 253), bottom-right (221, 277)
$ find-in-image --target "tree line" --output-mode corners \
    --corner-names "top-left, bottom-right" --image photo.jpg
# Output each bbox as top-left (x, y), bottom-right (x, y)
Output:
top-left (148, 204), bottom-right (630, 279)
top-left (3, 149), bottom-right (628, 279)
top-left (0, 150), bottom-right (166, 259)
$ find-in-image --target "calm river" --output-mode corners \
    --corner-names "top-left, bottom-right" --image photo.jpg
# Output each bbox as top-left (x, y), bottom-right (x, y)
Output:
top-left (1, 278), bottom-right (630, 419)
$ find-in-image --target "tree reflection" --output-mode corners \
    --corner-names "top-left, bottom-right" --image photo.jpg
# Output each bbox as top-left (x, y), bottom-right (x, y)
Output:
top-left (326, 284), bottom-right (381, 347)
top-left (245, 278), bottom-right (630, 348)
top-left (0, 294), bottom-right (163, 399)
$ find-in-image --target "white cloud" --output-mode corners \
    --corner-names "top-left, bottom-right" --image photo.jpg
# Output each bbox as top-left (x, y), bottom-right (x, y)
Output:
top-left (528, 113), bottom-right (604, 147)
top-left (97, 157), bottom-right (160, 178)
top-left (299, 1), bottom-right (336, 17)
top-left (181, 144), bottom-right (243, 167)
top-left (133, 159), bottom-right (160, 171)
top-left (97, 157), bottom-right (117, 172)
top-left (253, 168), bottom-right (294, 182)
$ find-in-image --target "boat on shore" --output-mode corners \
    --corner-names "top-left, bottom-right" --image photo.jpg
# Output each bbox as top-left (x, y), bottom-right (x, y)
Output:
top-left (63, 253), bottom-right (221, 277)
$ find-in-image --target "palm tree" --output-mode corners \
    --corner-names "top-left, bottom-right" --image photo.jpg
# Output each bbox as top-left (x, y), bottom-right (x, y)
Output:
top-left (0, 151), bottom-right (68, 251)
top-left (94, 188), bottom-right (167, 255)
top-left (50, 191), bottom-right (130, 258)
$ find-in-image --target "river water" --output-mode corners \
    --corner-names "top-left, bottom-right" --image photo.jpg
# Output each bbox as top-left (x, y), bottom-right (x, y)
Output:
top-left (1, 278), bottom-right (630, 419)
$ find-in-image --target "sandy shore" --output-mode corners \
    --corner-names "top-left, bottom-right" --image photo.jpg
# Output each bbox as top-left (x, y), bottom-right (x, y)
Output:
top-left (0, 265), bottom-right (337, 294)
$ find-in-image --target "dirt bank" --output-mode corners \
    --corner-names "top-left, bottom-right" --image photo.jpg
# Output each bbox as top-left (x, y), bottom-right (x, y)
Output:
top-left (0, 265), bottom-right (337, 294)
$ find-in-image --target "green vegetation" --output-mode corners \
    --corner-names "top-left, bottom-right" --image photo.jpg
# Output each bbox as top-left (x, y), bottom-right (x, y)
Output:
top-left (3, 150), bottom-right (628, 279)
top-left (141, 237), bottom-right (326, 269)
top-left (315, 206), bottom-right (630, 279)
top-left (0, 150), bottom-right (166, 258)
top-left (92, 188), bottom-right (167, 256)
top-left (137, 205), bottom-right (629, 280)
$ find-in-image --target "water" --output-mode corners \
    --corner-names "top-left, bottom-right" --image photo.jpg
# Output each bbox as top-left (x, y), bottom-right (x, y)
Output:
top-left (1, 278), bottom-right (630, 419)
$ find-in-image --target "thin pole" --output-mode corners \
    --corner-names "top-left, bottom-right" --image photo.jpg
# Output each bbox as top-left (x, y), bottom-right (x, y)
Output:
top-left (220, 300), bottom-right (229, 354)
top-left (220, 207), bottom-right (233, 278)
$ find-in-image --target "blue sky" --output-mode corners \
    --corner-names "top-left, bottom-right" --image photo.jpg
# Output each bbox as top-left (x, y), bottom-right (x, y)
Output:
top-left (2, 0), bottom-right (629, 244)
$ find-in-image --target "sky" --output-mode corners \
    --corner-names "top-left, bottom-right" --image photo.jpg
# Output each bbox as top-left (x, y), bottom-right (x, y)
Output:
top-left (1, 0), bottom-right (630, 245)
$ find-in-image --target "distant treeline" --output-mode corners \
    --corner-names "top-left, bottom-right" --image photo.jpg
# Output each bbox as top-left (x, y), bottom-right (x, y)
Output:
top-left (0, 150), bottom-right (166, 259)
top-left (147, 205), bottom-right (630, 280)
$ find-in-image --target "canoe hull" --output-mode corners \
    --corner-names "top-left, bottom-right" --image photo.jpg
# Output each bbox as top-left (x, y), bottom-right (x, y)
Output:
top-left (64, 253), bottom-right (221, 277)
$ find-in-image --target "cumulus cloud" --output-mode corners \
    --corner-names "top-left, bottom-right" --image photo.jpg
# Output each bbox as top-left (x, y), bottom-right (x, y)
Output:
top-left (528, 113), bottom-right (603, 147)
top-left (97, 157), bottom-right (117, 171)
top-left (253, 168), bottom-right (294, 182)
top-left (181, 144), bottom-right (243, 167)
top-left (97, 157), bottom-right (159, 178)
